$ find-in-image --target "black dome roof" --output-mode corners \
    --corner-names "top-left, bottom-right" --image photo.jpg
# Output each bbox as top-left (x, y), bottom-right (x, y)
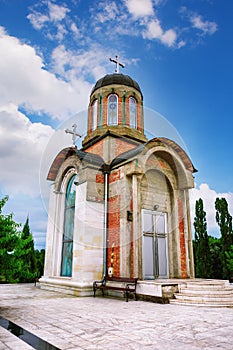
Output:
top-left (91, 73), bottom-right (142, 95)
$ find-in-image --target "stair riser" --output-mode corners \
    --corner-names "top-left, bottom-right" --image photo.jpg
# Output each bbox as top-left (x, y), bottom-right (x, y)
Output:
top-left (170, 300), bottom-right (233, 307)
top-left (184, 284), bottom-right (226, 290)
top-left (180, 289), bottom-right (233, 295)
top-left (175, 296), bottom-right (233, 302)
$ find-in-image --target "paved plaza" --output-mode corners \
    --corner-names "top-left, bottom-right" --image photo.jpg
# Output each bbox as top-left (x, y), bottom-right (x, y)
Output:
top-left (0, 283), bottom-right (233, 350)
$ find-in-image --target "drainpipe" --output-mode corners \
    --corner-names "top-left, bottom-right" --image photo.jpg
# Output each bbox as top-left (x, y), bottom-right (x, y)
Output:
top-left (103, 165), bottom-right (110, 277)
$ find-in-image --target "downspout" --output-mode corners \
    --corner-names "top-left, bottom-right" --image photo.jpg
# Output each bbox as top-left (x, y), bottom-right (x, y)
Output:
top-left (103, 164), bottom-right (110, 277)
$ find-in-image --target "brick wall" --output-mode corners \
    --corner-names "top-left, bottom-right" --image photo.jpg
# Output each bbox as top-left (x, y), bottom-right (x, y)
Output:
top-left (178, 198), bottom-right (187, 278)
top-left (107, 195), bottom-right (121, 277)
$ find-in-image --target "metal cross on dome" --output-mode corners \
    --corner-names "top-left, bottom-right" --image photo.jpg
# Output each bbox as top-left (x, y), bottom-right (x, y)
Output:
top-left (109, 55), bottom-right (125, 73)
top-left (65, 123), bottom-right (82, 147)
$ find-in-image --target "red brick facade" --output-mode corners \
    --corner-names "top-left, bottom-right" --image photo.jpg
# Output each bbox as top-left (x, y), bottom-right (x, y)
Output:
top-left (178, 198), bottom-right (187, 278)
top-left (107, 195), bottom-right (121, 277)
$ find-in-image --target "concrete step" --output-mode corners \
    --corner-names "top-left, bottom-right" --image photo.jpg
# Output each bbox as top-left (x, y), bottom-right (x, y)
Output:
top-left (180, 288), bottom-right (233, 295)
top-left (174, 294), bottom-right (233, 303)
top-left (170, 299), bottom-right (233, 307)
top-left (172, 280), bottom-right (233, 307)
top-left (184, 281), bottom-right (227, 290)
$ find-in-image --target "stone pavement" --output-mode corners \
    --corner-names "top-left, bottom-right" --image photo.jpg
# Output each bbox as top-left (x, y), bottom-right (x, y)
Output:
top-left (0, 284), bottom-right (233, 350)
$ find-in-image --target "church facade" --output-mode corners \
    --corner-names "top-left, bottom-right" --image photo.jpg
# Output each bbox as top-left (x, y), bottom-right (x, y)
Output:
top-left (40, 72), bottom-right (196, 296)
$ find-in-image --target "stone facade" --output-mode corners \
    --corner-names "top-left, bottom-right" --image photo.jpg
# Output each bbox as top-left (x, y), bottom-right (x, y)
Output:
top-left (40, 73), bottom-right (196, 295)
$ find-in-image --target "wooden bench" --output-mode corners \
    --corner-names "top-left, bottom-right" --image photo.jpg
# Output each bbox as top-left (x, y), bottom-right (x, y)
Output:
top-left (93, 276), bottom-right (138, 302)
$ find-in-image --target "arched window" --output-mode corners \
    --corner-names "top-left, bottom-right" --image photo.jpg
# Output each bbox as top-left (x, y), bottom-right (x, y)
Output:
top-left (108, 94), bottom-right (118, 125)
top-left (129, 97), bottom-right (137, 128)
top-left (92, 99), bottom-right (98, 130)
top-left (61, 174), bottom-right (78, 277)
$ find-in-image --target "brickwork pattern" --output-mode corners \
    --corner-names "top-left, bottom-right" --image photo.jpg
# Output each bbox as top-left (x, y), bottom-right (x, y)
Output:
top-left (178, 198), bottom-right (187, 278)
top-left (107, 195), bottom-right (121, 277)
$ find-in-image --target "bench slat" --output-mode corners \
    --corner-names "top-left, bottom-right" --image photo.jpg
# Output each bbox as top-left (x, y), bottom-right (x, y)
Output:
top-left (93, 276), bottom-right (138, 302)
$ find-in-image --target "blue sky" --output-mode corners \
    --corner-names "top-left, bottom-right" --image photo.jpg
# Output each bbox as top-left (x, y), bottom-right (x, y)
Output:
top-left (0, 0), bottom-right (232, 249)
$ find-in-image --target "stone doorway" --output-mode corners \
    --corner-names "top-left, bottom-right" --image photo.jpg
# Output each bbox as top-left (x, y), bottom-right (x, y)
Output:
top-left (142, 209), bottom-right (168, 279)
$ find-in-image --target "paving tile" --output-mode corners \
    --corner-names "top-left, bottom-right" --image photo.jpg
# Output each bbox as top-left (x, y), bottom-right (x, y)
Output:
top-left (0, 284), bottom-right (233, 350)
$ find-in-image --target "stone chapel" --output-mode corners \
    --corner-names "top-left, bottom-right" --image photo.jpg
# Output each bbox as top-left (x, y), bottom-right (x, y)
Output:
top-left (40, 64), bottom-right (196, 296)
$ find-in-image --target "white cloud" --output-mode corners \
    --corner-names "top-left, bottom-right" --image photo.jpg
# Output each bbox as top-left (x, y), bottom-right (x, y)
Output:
top-left (190, 14), bottom-right (218, 35)
top-left (190, 183), bottom-right (233, 236)
top-left (142, 19), bottom-right (177, 47)
top-left (125, 0), bottom-right (154, 19)
top-left (27, 1), bottom-right (70, 29)
top-left (0, 103), bottom-right (53, 196)
top-left (95, 1), bottom-right (119, 23)
top-left (51, 44), bottom-right (108, 82)
top-left (48, 1), bottom-right (70, 22)
top-left (0, 27), bottom-right (91, 119)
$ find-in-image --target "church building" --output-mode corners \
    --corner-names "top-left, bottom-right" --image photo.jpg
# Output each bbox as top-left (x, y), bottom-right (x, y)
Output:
top-left (40, 59), bottom-right (196, 297)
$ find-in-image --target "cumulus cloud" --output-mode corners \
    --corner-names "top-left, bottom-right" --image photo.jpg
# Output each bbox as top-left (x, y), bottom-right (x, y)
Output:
top-left (0, 27), bottom-right (91, 119)
top-left (125, 0), bottom-right (154, 18)
top-left (190, 183), bottom-right (233, 236)
top-left (51, 44), bottom-right (108, 82)
top-left (0, 103), bottom-right (53, 196)
top-left (142, 19), bottom-right (177, 47)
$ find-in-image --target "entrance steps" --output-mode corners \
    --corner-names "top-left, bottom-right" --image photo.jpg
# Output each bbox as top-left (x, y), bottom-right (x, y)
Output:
top-left (170, 279), bottom-right (233, 307)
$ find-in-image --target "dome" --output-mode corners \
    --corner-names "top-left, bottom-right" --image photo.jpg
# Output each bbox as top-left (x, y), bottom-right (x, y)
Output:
top-left (91, 73), bottom-right (142, 95)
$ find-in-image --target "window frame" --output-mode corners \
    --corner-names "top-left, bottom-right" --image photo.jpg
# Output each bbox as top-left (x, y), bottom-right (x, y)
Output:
top-left (129, 96), bottom-right (137, 129)
top-left (107, 93), bottom-right (118, 125)
top-left (92, 99), bottom-right (98, 131)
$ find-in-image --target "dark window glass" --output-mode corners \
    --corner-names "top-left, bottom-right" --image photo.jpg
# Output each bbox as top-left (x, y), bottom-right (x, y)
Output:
top-left (61, 174), bottom-right (77, 277)
top-left (108, 94), bottom-right (118, 125)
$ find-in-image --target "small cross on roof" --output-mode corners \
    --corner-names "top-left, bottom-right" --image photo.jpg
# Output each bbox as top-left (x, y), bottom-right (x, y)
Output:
top-left (65, 124), bottom-right (82, 147)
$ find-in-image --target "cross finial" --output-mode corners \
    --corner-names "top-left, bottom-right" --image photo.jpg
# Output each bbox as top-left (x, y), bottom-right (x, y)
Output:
top-left (109, 55), bottom-right (125, 73)
top-left (65, 124), bottom-right (82, 147)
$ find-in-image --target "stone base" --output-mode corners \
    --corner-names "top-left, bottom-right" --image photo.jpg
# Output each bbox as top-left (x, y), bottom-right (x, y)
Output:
top-left (39, 277), bottom-right (93, 297)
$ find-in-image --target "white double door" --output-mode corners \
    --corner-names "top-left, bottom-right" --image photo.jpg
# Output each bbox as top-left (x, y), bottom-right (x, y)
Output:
top-left (142, 209), bottom-right (168, 279)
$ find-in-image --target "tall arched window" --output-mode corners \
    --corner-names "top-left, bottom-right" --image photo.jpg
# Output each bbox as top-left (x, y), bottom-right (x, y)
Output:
top-left (129, 97), bottom-right (137, 128)
top-left (61, 174), bottom-right (78, 277)
top-left (108, 94), bottom-right (118, 125)
top-left (92, 99), bottom-right (98, 130)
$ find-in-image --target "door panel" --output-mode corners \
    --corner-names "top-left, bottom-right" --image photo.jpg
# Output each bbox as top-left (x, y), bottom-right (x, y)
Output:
top-left (142, 210), bottom-right (168, 279)
top-left (157, 235), bottom-right (167, 278)
top-left (143, 235), bottom-right (155, 279)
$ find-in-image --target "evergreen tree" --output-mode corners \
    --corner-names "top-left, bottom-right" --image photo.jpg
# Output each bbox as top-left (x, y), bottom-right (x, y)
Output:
top-left (225, 245), bottom-right (233, 279)
top-left (208, 236), bottom-right (222, 279)
top-left (35, 249), bottom-right (45, 278)
top-left (215, 197), bottom-right (233, 279)
top-left (193, 198), bottom-right (211, 277)
top-left (15, 216), bottom-right (36, 282)
top-left (0, 196), bottom-right (20, 282)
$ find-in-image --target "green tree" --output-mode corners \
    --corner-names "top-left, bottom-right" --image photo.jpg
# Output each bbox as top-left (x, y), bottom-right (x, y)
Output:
top-left (15, 217), bottom-right (36, 282)
top-left (35, 249), bottom-right (45, 278)
top-left (225, 245), bottom-right (233, 278)
top-left (208, 236), bottom-right (222, 279)
top-left (193, 198), bottom-right (211, 277)
top-left (0, 196), bottom-right (20, 282)
top-left (215, 197), bottom-right (233, 279)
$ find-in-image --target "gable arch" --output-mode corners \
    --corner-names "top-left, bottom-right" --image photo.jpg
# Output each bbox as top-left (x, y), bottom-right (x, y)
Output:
top-left (54, 155), bottom-right (82, 193)
top-left (142, 143), bottom-right (194, 190)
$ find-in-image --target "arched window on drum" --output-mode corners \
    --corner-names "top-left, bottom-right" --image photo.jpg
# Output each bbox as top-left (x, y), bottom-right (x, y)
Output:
top-left (129, 97), bottom-right (137, 129)
top-left (108, 94), bottom-right (118, 125)
top-left (92, 99), bottom-right (98, 130)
